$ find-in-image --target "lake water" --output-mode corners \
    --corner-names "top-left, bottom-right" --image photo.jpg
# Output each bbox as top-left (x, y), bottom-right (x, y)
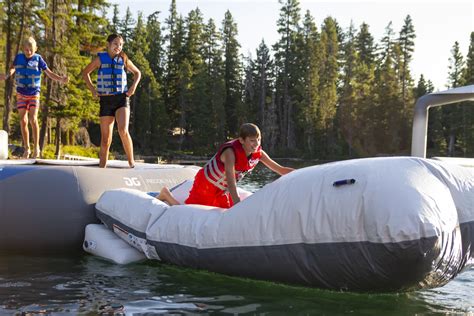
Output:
top-left (0, 162), bottom-right (473, 315)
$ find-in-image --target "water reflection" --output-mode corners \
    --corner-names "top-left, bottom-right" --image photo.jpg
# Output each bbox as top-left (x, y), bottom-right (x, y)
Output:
top-left (1, 253), bottom-right (473, 314)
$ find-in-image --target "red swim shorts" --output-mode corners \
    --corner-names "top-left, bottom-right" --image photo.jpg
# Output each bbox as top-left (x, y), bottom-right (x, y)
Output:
top-left (185, 169), bottom-right (234, 209)
top-left (17, 93), bottom-right (40, 111)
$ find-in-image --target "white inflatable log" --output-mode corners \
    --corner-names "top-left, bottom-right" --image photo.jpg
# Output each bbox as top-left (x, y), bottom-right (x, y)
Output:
top-left (83, 224), bottom-right (146, 264)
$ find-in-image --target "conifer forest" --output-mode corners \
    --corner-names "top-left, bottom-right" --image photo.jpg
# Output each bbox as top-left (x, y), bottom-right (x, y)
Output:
top-left (1, 0), bottom-right (473, 159)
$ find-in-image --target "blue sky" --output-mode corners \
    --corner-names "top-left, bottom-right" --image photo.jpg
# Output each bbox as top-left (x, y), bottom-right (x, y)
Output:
top-left (111, 0), bottom-right (473, 91)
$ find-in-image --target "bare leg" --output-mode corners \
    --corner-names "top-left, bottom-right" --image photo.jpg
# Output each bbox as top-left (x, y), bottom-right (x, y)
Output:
top-left (18, 109), bottom-right (30, 158)
top-left (115, 107), bottom-right (135, 168)
top-left (99, 116), bottom-right (115, 168)
top-left (157, 187), bottom-right (181, 206)
top-left (29, 106), bottom-right (40, 158)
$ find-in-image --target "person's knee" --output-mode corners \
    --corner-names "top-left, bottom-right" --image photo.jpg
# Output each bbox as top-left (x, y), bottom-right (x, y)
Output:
top-left (100, 137), bottom-right (112, 147)
top-left (117, 127), bottom-right (129, 138)
top-left (29, 116), bottom-right (38, 126)
top-left (20, 115), bottom-right (28, 126)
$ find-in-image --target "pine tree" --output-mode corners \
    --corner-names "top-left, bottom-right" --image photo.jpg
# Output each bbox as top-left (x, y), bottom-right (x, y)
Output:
top-left (253, 40), bottom-right (277, 152)
top-left (222, 10), bottom-right (243, 137)
top-left (163, 0), bottom-right (185, 140)
top-left (184, 8), bottom-right (204, 70)
top-left (349, 22), bottom-right (377, 156)
top-left (445, 41), bottom-right (465, 156)
top-left (464, 32), bottom-right (474, 85)
top-left (120, 7), bottom-right (136, 43)
top-left (414, 75), bottom-right (444, 155)
top-left (183, 8), bottom-right (207, 149)
top-left (398, 15), bottom-right (416, 108)
top-left (317, 17), bottom-right (339, 157)
top-left (62, 0), bottom-right (109, 150)
top-left (145, 11), bottom-right (168, 152)
top-left (339, 21), bottom-right (358, 157)
top-left (243, 54), bottom-right (256, 124)
top-left (201, 18), bottom-right (226, 146)
top-left (462, 32), bottom-right (474, 155)
top-left (38, 0), bottom-right (71, 154)
top-left (373, 21), bottom-right (404, 154)
top-left (0, 3), bottom-right (5, 128)
top-left (146, 11), bottom-right (164, 81)
top-left (298, 11), bottom-right (320, 157)
top-left (126, 12), bottom-right (153, 151)
top-left (273, 0), bottom-right (301, 151)
top-left (179, 8), bottom-right (208, 148)
top-left (1, 0), bottom-right (16, 132)
top-left (109, 4), bottom-right (120, 34)
top-left (414, 74), bottom-right (432, 97)
top-left (448, 41), bottom-right (465, 86)
top-left (356, 22), bottom-right (375, 66)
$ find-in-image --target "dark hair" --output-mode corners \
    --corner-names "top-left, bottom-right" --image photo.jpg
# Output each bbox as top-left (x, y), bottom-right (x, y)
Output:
top-left (239, 123), bottom-right (261, 139)
top-left (106, 34), bottom-right (128, 67)
top-left (106, 34), bottom-right (124, 43)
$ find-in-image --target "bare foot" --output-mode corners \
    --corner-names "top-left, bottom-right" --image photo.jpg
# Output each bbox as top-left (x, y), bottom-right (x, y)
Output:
top-left (158, 187), bottom-right (171, 201)
top-left (22, 148), bottom-right (31, 159)
top-left (31, 148), bottom-right (41, 159)
top-left (157, 187), bottom-right (180, 206)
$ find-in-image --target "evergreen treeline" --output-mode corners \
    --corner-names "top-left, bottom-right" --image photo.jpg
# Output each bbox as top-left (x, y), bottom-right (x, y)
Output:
top-left (1, 0), bottom-right (473, 159)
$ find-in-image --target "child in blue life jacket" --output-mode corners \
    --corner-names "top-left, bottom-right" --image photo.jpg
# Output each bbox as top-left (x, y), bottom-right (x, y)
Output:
top-left (82, 34), bottom-right (141, 168)
top-left (0, 37), bottom-right (69, 158)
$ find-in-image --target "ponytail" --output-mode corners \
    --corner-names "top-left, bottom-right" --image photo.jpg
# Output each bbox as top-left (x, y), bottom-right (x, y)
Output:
top-left (120, 52), bottom-right (129, 71)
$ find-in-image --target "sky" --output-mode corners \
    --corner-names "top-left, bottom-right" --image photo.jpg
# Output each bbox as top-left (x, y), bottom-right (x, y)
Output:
top-left (110, 0), bottom-right (473, 91)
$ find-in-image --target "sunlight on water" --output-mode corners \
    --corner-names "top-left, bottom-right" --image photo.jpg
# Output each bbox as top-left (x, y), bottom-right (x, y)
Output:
top-left (417, 266), bottom-right (474, 313)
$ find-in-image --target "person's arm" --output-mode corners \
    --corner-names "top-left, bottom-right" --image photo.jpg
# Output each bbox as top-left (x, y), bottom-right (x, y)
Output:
top-left (125, 59), bottom-right (141, 97)
top-left (44, 68), bottom-right (69, 84)
top-left (260, 150), bottom-right (295, 175)
top-left (0, 66), bottom-right (15, 81)
top-left (221, 149), bottom-right (240, 205)
top-left (82, 57), bottom-right (101, 98)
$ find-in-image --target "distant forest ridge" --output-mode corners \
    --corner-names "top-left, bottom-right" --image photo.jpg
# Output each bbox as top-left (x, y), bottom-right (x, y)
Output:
top-left (0, 0), bottom-right (473, 159)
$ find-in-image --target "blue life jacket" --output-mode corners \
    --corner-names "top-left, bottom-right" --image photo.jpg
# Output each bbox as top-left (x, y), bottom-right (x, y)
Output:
top-left (97, 52), bottom-right (128, 95)
top-left (15, 54), bottom-right (42, 90)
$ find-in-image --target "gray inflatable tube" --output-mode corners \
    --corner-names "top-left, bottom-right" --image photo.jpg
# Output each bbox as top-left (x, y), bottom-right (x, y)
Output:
top-left (95, 157), bottom-right (474, 292)
top-left (0, 160), bottom-right (199, 253)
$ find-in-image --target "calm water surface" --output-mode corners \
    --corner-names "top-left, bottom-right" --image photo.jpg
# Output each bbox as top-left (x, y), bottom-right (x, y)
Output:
top-left (0, 162), bottom-right (473, 315)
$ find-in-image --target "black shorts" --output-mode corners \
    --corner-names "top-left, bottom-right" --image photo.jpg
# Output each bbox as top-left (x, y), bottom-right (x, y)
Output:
top-left (99, 93), bottom-right (130, 117)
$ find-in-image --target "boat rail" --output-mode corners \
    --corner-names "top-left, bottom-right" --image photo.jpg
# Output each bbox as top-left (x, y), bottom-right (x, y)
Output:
top-left (411, 85), bottom-right (474, 166)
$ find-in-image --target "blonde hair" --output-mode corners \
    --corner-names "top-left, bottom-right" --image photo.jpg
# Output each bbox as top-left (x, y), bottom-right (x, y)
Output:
top-left (23, 37), bottom-right (37, 49)
top-left (239, 123), bottom-right (261, 139)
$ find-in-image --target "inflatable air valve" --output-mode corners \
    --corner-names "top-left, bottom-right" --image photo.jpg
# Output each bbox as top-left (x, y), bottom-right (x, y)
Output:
top-left (333, 179), bottom-right (356, 187)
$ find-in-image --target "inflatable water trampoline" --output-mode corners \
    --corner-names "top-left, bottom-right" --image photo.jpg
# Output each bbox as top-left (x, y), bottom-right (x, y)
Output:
top-left (93, 157), bottom-right (474, 292)
top-left (0, 159), bottom-right (199, 253)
